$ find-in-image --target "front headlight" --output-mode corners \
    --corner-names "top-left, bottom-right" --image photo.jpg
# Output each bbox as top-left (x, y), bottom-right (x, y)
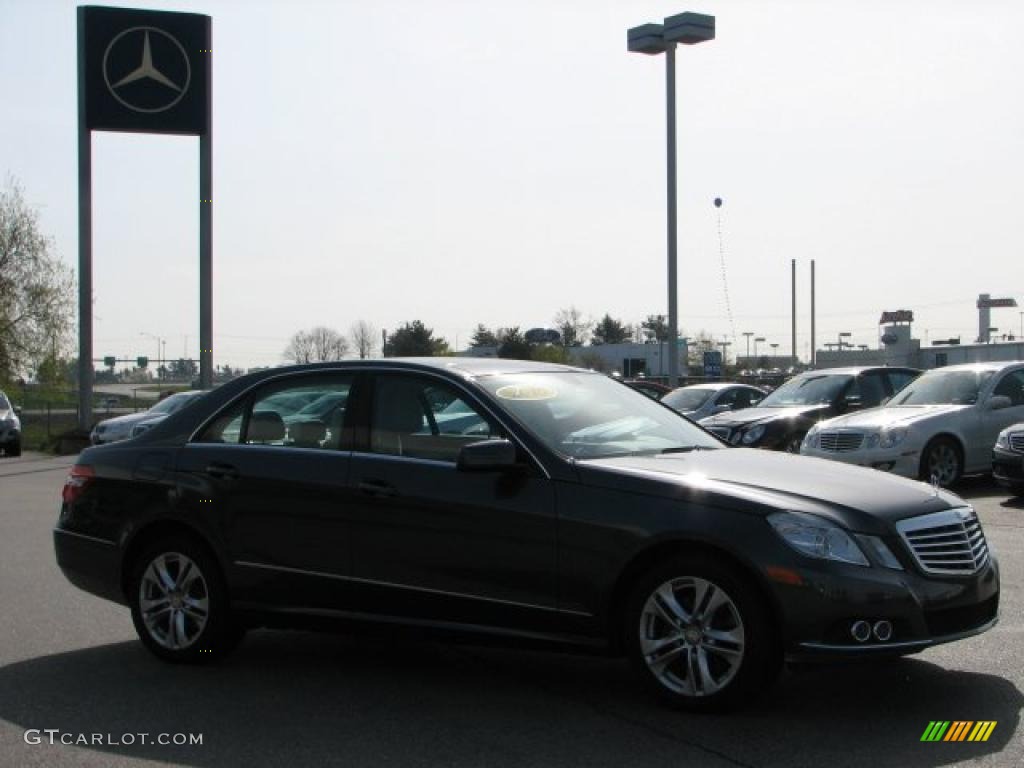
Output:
top-left (879, 427), bottom-right (908, 450)
top-left (802, 426), bottom-right (820, 450)
top-left (996, 431), bottom-right (1009, 449)
top-left (767, 511), bottom-right (869, 566)
top-left (742, 424), bottom-right (766, 445)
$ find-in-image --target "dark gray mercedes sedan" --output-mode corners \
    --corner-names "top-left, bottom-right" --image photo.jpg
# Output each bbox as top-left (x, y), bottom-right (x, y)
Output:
top-left (54, 358), bottom-right (999, 711)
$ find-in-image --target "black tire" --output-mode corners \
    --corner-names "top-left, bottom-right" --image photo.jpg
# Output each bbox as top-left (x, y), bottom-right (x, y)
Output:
top-left (782, 434), bottom-right (804, 454)
top-left (128, 534), bottom-right (243, 663)
top-left (9, 441), bottom-right (21, 457)
top-left (625, 554), bottom-right (781, 712)
top-left (919, 437), bottom-right (963, 487)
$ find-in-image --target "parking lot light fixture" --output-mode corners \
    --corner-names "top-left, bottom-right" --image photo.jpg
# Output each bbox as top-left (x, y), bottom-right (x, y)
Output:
top-left (838, 331), bottom-right (852, 350)
top-left (627, 12), bottom-right (715, 387)
top-left (754, 336), bottom-right (765, 359)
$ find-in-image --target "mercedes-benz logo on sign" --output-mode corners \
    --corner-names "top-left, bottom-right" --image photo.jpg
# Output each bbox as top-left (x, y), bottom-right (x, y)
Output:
top-left (103, 26), bottom-right (191, 114)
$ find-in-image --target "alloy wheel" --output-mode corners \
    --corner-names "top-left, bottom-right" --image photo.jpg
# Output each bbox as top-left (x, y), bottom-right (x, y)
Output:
top-left (638, 576), bottom-right (745, 697)
top-left (926, 442), bottom-right (960, 486)
top-left (138, 552), bottom-right (210, 650)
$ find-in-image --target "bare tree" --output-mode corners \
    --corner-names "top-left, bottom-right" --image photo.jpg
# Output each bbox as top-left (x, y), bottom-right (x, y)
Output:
top-left (0, 178), bottom-right (74, 382)
top-left (350, 320), bottom-right (378, 359)
top-left (553, 306), bottom-right (593, 347)
top-left (283, 326), bottom-right (348, 364)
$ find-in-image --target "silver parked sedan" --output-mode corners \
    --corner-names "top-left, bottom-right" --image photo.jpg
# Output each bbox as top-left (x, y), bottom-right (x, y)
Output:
top-left (660, 382), bottom-right (766, 422)
top-left (801, 361), bottom-right (1024, 486)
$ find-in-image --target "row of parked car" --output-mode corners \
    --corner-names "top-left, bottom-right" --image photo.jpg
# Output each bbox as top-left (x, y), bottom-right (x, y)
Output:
top-left (630, 362), bottom-right (1024, 491)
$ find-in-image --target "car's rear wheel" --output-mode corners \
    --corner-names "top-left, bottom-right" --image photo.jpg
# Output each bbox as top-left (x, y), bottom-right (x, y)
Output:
top-left (625, 554), bottom-right (780, 712)
top-left (919, 437), bottom-right (962, 487)
top-left (7, 440), bottom-right (20, 457)
top-left (128, 535), bottom-right (243, 663)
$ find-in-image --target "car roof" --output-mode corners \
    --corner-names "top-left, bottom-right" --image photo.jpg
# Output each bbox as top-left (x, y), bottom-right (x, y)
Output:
top-left (257, 357), bottom-right (587, 380)
top-left (918, 361), bottom-right (1024, 373)
top-left (797, 366), bottom-right (919, 376)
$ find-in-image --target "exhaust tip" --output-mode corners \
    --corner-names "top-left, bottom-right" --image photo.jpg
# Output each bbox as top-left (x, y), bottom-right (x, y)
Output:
top-left (873, 620), bottom-right (893, 642)
top-left (851, 620), bottom-right (871, 643)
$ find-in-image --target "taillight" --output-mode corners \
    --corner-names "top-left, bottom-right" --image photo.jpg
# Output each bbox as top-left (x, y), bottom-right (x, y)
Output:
top-left (62, 464), bottom-right (95, 504)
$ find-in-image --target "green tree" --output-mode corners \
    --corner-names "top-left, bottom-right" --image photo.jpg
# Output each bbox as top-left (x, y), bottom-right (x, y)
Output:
top-left (591, 314), bottom-right (631, 345)
top-left (641, 314), bottom-right (670, 342)
top-left (470, 324), bottom-right (500, 347)
top-left (387, 320), bottom-right (449, 357)
top-left (530, 345), bottom-right (569, 364)
top-left (0, 179), bottom-right (75, 384)
top-left (497, 327), bottom-right (532, 360)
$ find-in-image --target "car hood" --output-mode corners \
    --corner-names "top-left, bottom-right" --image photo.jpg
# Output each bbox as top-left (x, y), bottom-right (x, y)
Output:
top-left (578, 448), bottom-right (960, 530)
top-left (700, 404), bottom-right (828, 428)
top-left (95, 412), bottom-right (151, 430)
top-left (818, 404), bottom-right (969, 430)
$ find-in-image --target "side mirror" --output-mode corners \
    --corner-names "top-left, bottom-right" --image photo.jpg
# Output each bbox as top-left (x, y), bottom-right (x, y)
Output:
top-left (987, 395), bottom-right (1012, 411)
top-left (457, 439), bottom-right (518, 471)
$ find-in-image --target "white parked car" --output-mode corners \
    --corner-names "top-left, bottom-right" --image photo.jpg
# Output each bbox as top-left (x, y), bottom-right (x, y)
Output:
top-left (660, 382), bottom-right (766, 422)
top-left (801, 362), bottom-right (1024, 486)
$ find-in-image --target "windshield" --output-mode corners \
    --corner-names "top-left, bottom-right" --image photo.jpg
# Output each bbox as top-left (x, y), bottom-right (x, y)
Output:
top-left (476, 372), bottom-right (721, 459)
top-left (149, 392), bottom-right (198, 415)
top-left (891, 369), bottom-right (995, 406)
top-left (759, 374), bottom-right (850, 407)
top-left (661, 388), bottom-right (714, 411)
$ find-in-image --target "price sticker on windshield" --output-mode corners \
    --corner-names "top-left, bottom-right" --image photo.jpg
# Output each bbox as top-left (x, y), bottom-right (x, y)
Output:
top-left (495, 384), bottom-right (558, 401)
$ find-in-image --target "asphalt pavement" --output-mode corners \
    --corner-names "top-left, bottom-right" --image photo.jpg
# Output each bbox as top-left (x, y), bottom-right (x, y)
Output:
top-left (0, 452), bottom-right (1021, 768)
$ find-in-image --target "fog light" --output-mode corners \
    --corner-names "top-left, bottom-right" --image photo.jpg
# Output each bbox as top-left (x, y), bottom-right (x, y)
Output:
top-left (872, 462), bottom-right (895, 471)
top-left (850, 620), bottom-right (871, 643)
top-left (873, 620), bottom-right (893, 642)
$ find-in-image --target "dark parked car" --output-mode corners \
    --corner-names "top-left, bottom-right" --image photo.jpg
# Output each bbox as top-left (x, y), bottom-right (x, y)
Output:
top-left (993, 422), bottom-right (1024, 493)
top-left (624, 379), bottom-right (672, 400)
top-left (699, 366), bottom-right (920, 453)
top-left (54, 359), bottom-right (998, 711)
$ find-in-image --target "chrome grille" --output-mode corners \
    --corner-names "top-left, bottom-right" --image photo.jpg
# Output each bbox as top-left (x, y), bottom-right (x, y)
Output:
top-left (818, 431), bottom-right (864, 452)
top-left (1009, 433), bottom-right (1024, 453)
top-left (896, 508), bottom-right (989, 576)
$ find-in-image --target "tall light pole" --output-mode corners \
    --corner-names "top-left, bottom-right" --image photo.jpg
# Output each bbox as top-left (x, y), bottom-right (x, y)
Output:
top-left (838, 331), bottom-right (852, 350)
top-left (628, 12), bottom-right (715, 387)
top-left (754, 336), bottom-right (765, 360)
top-left (743, 331), bottom-right (754, 363)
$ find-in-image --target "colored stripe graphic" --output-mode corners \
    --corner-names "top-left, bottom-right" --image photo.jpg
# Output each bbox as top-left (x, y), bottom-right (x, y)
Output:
top-left (922, 721), bottom-right (996, 742)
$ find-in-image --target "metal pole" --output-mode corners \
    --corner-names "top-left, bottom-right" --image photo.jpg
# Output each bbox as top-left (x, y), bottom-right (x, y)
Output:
top-left (199, 16), bottom-right (213, 390)
top-left (791, 259), bottom-right (797, 363)
top-left (665, 43), bottom-right (679, 387)
top-left (77, 8), bottom-right (93, 431)
top-left (810, 259), bottom-right (816, 367)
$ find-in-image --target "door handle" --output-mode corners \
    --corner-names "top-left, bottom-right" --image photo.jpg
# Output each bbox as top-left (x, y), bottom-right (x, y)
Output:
top-left (205, 462), bottom-right (239, 480)
top-left (358, 479), bottom-right (396, 497)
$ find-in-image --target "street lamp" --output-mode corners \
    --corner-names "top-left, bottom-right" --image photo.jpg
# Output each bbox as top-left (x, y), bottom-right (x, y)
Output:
top-left (717, 339), bottom-right (731, 366)
top-left (628, 12), bottom-right (715, 388)
top-left (838, 331), bottom-right (852, 350)
top-left (769, 342), bottom-right (779, 362)
top-left (987, 327), bottom-right (998, 344)
top-left (753, 336), bottom-right (765, 359)
top-left (743, 331), bottom-right (754, 362)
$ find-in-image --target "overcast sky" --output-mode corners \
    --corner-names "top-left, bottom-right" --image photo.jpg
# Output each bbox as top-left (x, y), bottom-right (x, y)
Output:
top-left (3, 0), bottom-right (1023, 367)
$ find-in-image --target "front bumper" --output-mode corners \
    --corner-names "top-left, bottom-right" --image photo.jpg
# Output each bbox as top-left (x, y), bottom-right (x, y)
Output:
top-left (992, 445), bottom-right (1024, 489)
top-left (802, 444), bottom-right (920, 478)
top-left (774, 553), bottom-right (1000, 662)
top-left (0, 426), bottom-right (20, 444)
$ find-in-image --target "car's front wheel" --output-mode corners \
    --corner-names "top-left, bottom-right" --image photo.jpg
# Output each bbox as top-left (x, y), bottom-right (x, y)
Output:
top-left (128, 535), bottom-right (243, 663)
top-left (920, 437), bottom-right (962, 487)
top-left (625, 554), bottom-right (780, 711)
